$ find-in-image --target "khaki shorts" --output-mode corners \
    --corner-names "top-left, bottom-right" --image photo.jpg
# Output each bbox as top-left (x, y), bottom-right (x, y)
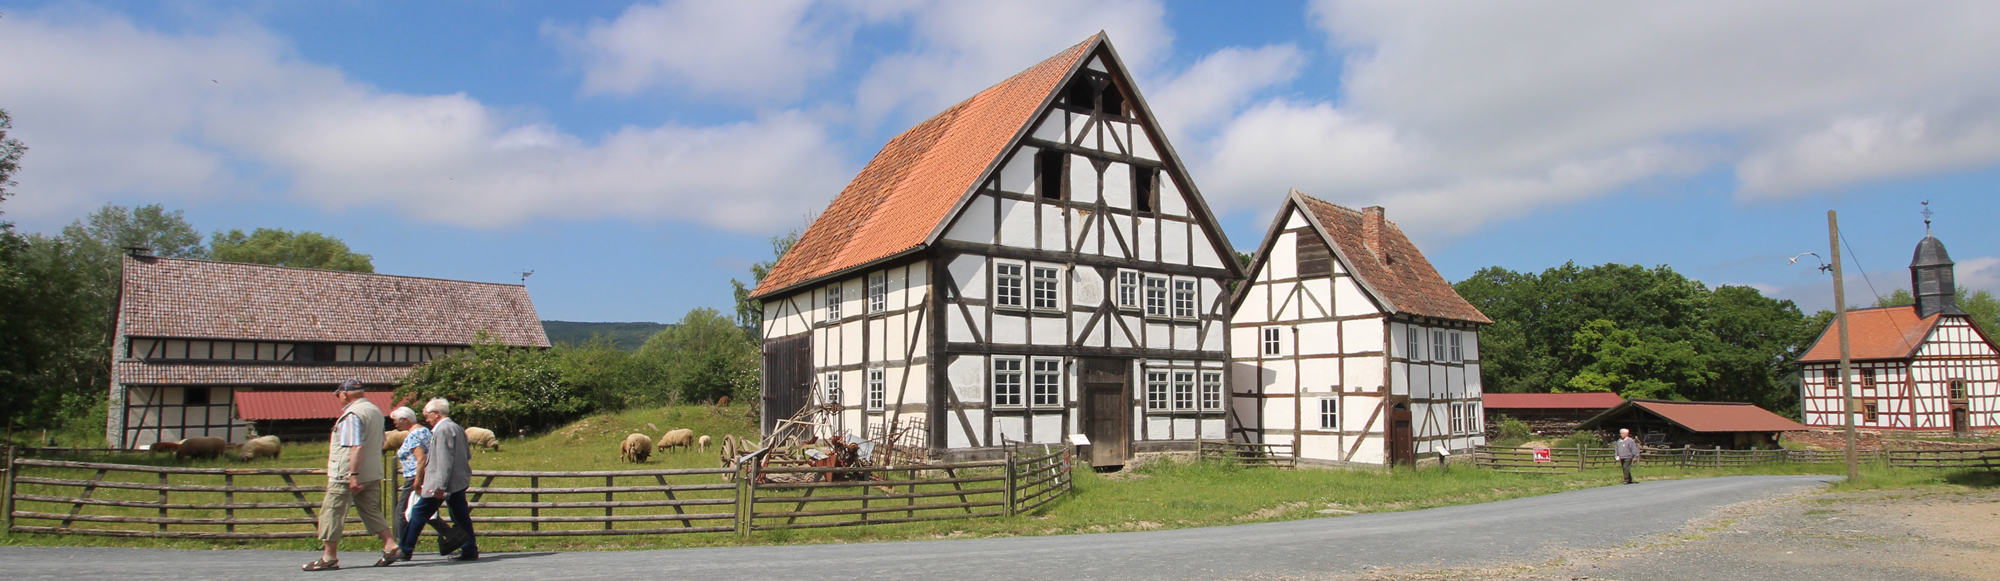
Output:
top-left (317, 479), bottom-right (391, 543)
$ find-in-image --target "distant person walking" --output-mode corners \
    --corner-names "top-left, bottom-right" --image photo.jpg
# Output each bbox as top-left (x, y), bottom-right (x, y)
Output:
top-left (1615, 429), bottom-right (1642, 485)
top-left (400, 398), bottom-right (479, 562)
top-left (303, 379), bottom-right (401, 571)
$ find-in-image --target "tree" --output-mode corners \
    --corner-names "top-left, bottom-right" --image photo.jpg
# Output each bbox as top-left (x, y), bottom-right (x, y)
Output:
top-left (640, 307), bottom-right (760, 405)
top-left (1562, 319), bottom-right (1712, 400)
top-left (394, 332), bottom-right (588, 434)
top-left (209, 228), bottom-right (373, 272)
top-left (63, 204), bottom-right (206, 260)
top-left (730, 230), bottom-right (800, 336)
top-left (0, 109), bottom-right (25, 213)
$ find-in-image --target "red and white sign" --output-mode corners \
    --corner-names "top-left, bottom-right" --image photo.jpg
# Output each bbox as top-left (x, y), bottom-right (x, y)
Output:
top-left (1533, 448), bottom-right (1552, 462)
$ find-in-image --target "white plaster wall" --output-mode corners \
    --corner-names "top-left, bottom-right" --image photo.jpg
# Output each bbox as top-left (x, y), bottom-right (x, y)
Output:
top-left (1269, 232), bottom-right (1297, 280)
top-left (1344, 319), bottom-right (1384, 355)
top-left (1033, 414), bottom-right (1064, 444)
top-left (1300, 358), bottom-right (1338, 390)
top-left (999, 148), bottom-right (1034, 195)
top-left (949, 355), bottom-right (986, 403)
top-left (1100, 161), bottom-right (1128, 207)
top-left (1298, 320), bottom-right (1339, 356)
top-left (1136, 217), bottom-right (1156, 262)
top-left (1203, 322), bottom-right (1224, 353)
top-left (1334, 277), bottom-right (1374, 318)
top-left (1031, 316), bottom-right (1064, 346)
top-left (1074, 268), bottom-right (1104, 307)
top-left (992, 312), bottom-right (1026, 345)
top-left (1302, 278), bottom-right (1332, 319)
top-left (1040, 204), bottom-right (1067, 251)
top-left (1145, 320), bottom-right (1169, 349)
top-left (998, 198), bottom-right (1034, 248)
top-left (1173, 324), bottom-right (1197, 351)
top-left (1162, 222), bottom-right (1188, 265)
top-left (1132, 126), bottom-right (1158, 161)
top-left (1193, 232), bottom-right (1222, 268)
top-left (994, 415), bottom-right (1026, 445)
top-left (1160, 179), bottom-right (1187, 218)
top-left (1032, 114), bottom-right (1063, 145)
top-left (950, 254), bottom-right (986, 300)
top-left (1145, 416), bottom-right (1171, 441)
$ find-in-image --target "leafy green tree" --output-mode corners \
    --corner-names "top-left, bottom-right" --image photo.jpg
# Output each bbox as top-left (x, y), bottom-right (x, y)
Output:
top-left (641, 307), bottom-right (760, 404)
top-left (394, 332), bottom-right (586, 434)
top-left (209, 228), bottom-right (373, 272)
top-left (0, 109), bottom-right (25, 214)
top-left (1562, 319), bottom-right (1713, 400)
top-left (550, 336), bottom-right (669, 410)
top-left (730, 229), bottom-right (800, 336)
top-left (63, 204), bottom-right (206, 260)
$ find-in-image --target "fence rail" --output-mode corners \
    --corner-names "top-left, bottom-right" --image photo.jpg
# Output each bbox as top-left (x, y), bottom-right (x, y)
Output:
top-left (1887, 447), bottom-right (2000, 470)
top-left (1196, 440), bottom-right (1297, 468)
top-left (1472, 445), bottom-right (1889, 473)
top-left (4, 444), bottom-right (1073, 540)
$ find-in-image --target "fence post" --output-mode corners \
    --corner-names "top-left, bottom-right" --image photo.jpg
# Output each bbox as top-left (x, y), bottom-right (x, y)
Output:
top-left (1576, 443), bottom-right (1584, 472)
top-left (1004, 445), bottom-right (1018, 517)
top-left (3, 446), bottom-right (14, 532)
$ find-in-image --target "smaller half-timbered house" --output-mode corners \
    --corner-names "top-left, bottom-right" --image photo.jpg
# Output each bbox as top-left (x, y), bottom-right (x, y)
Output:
top-left (1228, 191), bottom-right (1492, 467)
top-left (1798, 232), bottom-right (1999, 434)
top-left (107, 254), bottom-right (549, 447)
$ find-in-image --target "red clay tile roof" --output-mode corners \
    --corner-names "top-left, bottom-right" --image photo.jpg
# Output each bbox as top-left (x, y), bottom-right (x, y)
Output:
top-left (750, 35), bottom-right (1096, 298)
top-left (235, 390), bottom-right (403, 420)
top-left (1798, 306), bottom-right (1938, 363)
top-left (1581, 399), bottom-right (1807, 433)
top-left (1483, 392), bottom-right (1624, 410)
top-left (114, 361), bottom-right (411, 387)
top-left (119, 256), bottom-right (549, 347)
top-left (1292, 192), bottom-right (1492, 324)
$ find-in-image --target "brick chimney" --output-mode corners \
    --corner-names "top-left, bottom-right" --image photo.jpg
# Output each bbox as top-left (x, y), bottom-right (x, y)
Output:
top-left (1361, 206), bottom-right (1386, 262)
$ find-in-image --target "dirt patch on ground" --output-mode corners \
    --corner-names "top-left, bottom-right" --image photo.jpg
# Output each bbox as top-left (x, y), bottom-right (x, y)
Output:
top-left (1258, 486), bottom-right (2000, 581)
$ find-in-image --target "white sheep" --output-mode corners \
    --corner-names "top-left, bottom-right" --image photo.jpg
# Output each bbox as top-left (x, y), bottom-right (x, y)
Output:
top-left (383, 430), bottom-right (408, 452)
top-left (465, 427), bottom-right (500, 451)
top-left (659, 428), bottom-right (696, 452)
top-left (238, 435), bottom-right (282, 461)
top-left (697, 434), bottom-right (711, 454)
top-left (175, 437), bottom-right (227, 460)
top-left (621, 433), bottom-right (655, 463)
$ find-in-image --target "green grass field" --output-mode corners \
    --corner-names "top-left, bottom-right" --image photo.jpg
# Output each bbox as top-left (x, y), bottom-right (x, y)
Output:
top-left (5, 405), bottom-right (1995, 553)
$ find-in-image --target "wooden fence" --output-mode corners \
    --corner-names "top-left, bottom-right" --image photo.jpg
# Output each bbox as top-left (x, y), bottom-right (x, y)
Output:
top-left (1472, 445), bottom-right (1887, 473)
top-left (1887, 447), bottom-right (2000, 470)
top-left (4, 445), bottom-right (1072, 540)
top-left (1195, 440), bottom-right (1297, 468)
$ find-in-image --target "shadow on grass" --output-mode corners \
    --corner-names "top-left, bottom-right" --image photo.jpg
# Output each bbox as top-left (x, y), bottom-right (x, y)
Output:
top-left (1943, 470), bottom-right (2000, 488)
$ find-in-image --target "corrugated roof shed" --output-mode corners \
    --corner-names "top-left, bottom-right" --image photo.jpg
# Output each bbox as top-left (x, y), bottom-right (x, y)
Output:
top-left (236, 391), bottom-right (402, 421)
top-left (1483, 392), bottom-right (1625, 410)
top-left (1580, 399), bottom-right (1807, 433)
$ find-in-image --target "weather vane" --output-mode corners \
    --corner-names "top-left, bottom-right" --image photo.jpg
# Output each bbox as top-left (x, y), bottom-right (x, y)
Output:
top-left (518, 270), bottom-right (534, 285)
top-left (1921, 200), bottom-right (1933, 234)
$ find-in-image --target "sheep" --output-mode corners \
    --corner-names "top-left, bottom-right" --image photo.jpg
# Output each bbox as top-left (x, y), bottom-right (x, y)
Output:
top-left (465, 427), bottom-right (500, 451)
top-left (175, 437), bottom-right (228, 460)
top-left (621, 433), bottom-right (655, 463)
top-left (717, 395), bottom-right (730, 407)
top-left (238, 435), bottom-right (282, 461)
top-left (658, 428), bottom-right (696, 452)
top-left (697, 434), bottom-right (711, 454)
top-left (147, 441), bottom-right (180, 455)
top-left (383, 430), bottom-right (408, 452)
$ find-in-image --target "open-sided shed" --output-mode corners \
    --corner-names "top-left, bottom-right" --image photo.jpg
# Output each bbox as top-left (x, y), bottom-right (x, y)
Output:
top-left (1576, 399), bottom-right (1806, 449)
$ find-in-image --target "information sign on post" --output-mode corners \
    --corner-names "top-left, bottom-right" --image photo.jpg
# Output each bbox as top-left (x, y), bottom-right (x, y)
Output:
top-left (1533, 448), bottom-right (1552, 463)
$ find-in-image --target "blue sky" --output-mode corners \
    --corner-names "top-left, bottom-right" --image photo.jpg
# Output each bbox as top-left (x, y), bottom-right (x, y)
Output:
top-left (3, 1), bottom-right (1997, 322)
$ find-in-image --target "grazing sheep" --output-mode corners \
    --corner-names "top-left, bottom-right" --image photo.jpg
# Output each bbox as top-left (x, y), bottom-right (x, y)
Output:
top-left (383, 430), bottom-right (408, 452)
top-left (717, 396), bottom-right (730, 407)
top-left (659, 428), bottom-right (696, 452)
top-left (238, 435), bottom-right (282, 461)
top-left (697, 434), bottom-right (711, 454)
top-left (175, 437), bottom-right (228, 460)
top-left (465, 427), bottom-right (500, 451)
top-left (147, 441), bottom-right (180, 455)
top-left (621, 433), bottom-right (655, 463)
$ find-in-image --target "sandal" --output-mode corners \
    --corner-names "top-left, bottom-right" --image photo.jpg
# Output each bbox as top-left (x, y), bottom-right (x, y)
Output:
top-left (374, 547), bottom-right (401, 567)
top-left (302, 558), bottom-right (339, 571)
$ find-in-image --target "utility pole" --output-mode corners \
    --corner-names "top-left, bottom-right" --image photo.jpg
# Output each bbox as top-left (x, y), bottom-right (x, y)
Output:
top-left (1828, 210), bottom-right (1858, 481)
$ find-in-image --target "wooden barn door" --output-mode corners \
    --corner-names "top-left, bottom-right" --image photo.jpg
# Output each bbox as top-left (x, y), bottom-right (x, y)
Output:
top-left (1953, 407), bottom-right (1969, 436)
top-left (761, 335), bottom-right (812, 435)
top-left (1082, 358), bottom-right (1131, 467)
top-left (1388, 405), bottom-right (1414, 467)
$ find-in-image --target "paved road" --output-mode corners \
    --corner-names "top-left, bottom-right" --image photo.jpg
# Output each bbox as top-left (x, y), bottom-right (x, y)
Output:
top-left (0, 475), bottom-right (1835, 580)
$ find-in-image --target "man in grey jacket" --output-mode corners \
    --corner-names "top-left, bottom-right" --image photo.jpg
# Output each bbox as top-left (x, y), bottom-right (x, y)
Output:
top-left (1614, 428), bottom-right (1642, 484)
top-left (398, 398), bottom-right (478, 562)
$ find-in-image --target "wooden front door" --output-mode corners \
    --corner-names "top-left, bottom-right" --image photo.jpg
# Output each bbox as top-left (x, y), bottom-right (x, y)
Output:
top-left (1953, 407), bottom-right (1969, 436)
top-left (1388, 405), bottom-right (1414, 467)
top-left (1082, 358), bottom-right (1131, 467)
top-left (761, 335), bottom-right (812, 435)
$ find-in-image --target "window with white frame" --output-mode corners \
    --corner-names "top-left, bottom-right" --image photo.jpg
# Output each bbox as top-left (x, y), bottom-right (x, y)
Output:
top-left (1407, 326), bottom-right (1422, 362)
top-left (822, 372), bottom-right (842, 408)
top-left (1144, 370), bottom-right (1169, 411)
top-left (1031, 265), bottom-right (1062, 310)
top-left (1261, 327), bottom-right (1283, 357)
top-left (866, 368), bottom-right (885, 410)
top-left (992, 357), bottom-right (1024, 408)
top-left (1116, 270), bottom-right (1140, 310)
top-left (1199, 371), bottom-right (1223, 411)
top-left (1172, 371), bottom-right (1195, 411)
top-left (1432, 329), bottom-right (1448, 362)
top-left (824, 284), bottom-right (842, 322)
top-left (1449, 330), bottom-right (1463, 362)
top-left (1031, 358), bottom-right (1063, 408)
top-left (1172, 278), bottom-right (1197, 318)
top-left (1143, 275), bottom-right (1169, 317)
top-left (1470, 403), bottom-right (1482, 434)
top-left (995, 262), bottom-right (1024, 309)
top-left (868, 272), bottom-right (888, 313)
top-left (1449, 403), bottom-right (1463, 434)
top-left (1319, 398), bottom-right (1338, 430)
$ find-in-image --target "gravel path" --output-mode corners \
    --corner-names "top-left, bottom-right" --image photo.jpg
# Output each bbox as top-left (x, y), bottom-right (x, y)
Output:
top-left (0, 475), bottom-right (1833, 580)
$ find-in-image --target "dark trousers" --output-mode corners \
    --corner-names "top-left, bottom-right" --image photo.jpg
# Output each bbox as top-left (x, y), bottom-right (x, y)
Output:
top-left (392, 484), bottom-right (454, 547)
top-left (401, 489), bottom-right (476, 556)
top-left (1620, 458), bottom-right (1635, 483)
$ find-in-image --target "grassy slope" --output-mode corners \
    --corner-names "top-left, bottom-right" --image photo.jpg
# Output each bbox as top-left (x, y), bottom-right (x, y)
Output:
top-left (5, 406), bottom-right (1993, 552)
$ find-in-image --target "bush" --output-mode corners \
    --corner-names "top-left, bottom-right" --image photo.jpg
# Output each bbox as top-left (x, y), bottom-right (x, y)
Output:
top-left (1494, 415), bottom-right (1531, 442)
top-left (638, 307), bottom-right (759, 405)
top-left (1554, 431), bottom-right (1606, 449)
top-left (551, 337), bottom-right (668, 410)
top-left (395, 331), bottom-right (592, 434)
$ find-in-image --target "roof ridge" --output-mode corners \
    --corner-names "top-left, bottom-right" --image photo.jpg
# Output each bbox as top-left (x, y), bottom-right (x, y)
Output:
top-left (135, 255), bottom-right (528, 288)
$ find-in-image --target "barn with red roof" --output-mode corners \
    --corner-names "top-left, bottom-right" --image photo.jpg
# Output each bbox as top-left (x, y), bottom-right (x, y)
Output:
top-left (748, 33), bottom-right (1244, 465)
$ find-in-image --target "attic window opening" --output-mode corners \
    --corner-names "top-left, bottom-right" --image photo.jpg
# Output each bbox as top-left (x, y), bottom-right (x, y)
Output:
top-left (183, 387), bottom-right (210, 406)
top-left (1133, 167), bottom-right (1155, 213)
top-left (1036, 149), bottom-right (1065, 201)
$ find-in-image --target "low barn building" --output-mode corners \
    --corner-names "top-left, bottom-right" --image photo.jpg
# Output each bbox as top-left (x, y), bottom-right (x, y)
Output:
top-left (1228, 191), bottom-right (1492, 467)
top-left (1577, 399), bottom-right (1806, 449)
top-left (1798, 232), bottom-right (1998, 434)
top-left (107, 254), bottom-right (549, 448)
top-left (748, 33), bottom-right (1246, 466)
top-left (1481, 392), bottom-right (1624, 437)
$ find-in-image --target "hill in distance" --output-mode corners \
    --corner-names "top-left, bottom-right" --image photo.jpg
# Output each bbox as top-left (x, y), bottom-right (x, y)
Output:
top-left (541, 321), bottom-right (671, 351)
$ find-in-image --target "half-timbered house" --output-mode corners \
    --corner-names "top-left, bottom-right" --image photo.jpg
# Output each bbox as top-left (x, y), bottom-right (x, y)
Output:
top-left (1799, 232), bottom-right (1999, 434)
top-left (1228, 191), bottom-right (1491, 467)
top-left (749, 33), bottom-right (1244, 466)
top-left (107, 253), bottom-right (549, 447)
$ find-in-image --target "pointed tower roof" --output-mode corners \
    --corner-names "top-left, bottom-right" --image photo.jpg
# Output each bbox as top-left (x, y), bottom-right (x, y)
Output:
top-left (750, 36), bottom-right (1098, 298)
top-left (1912, 235), bottom-right (1953, 268)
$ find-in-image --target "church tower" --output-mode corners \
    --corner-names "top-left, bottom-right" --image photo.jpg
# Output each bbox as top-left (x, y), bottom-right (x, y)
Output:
top-left (1910, 232), bottom-right (1959, 318)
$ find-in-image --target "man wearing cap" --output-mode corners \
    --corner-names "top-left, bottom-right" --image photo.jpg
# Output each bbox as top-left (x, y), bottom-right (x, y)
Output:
top-left (303, 379), bottom-right (402, 571)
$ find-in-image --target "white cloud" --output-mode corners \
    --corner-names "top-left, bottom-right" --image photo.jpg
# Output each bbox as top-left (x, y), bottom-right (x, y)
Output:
top-left (550, 0), bottom-right (845, 100)
top-left (1960, 257), bottom-right (2000, 297)
top-left (0, 12), bottom-right (853, 230)
top-left (1191, 1), bottom-right (2000, 241)
top-left (1146, 44), bottom-right (1303, 139)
